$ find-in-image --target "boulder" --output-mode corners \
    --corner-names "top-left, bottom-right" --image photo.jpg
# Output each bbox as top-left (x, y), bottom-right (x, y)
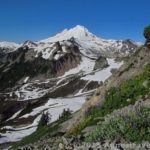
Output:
top-left (62, 136), bottom-right (69, 146)
top-left (58, 143), bottom-right (65, 150)
top-left (94, 56), bottom-right (108, 70)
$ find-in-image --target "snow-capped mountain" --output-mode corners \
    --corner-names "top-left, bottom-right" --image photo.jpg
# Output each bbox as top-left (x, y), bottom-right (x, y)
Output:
top-left (39, 25), bottom-right (140, 58)
top-left (40, 25), bottom-right (98, 43)
top-left (0, 25), bottom-right (140, 59)
top-left (0, 25), bottom-right (140, 91)
top-left (0, 41), bottom-right (20, 53)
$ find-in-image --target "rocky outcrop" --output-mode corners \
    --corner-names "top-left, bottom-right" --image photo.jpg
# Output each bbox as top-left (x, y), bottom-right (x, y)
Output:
top-left (0, 40), bottom-right (81, 90)
top-left (93, 56), bottom-right (108, 70)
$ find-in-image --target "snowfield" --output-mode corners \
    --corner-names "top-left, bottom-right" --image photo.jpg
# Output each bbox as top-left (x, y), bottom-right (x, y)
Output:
top-left (13, 58), bottom-right (123, 102)
top-left (81, 58), bottom-right (123, 81)
top-left (0, 58), bottom-right (124, 144)
top-left (0, 96), bottom-right (85, 144)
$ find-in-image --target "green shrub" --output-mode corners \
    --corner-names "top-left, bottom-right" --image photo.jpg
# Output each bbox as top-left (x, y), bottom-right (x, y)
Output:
top-left (85, 107), bottom-right (150, 143)
top-left (98, 64), bottom-right (150, 116)
top-left (67, 116), bottom-right (92, 136)
top-left (144, 25), bottom-right (150, 43)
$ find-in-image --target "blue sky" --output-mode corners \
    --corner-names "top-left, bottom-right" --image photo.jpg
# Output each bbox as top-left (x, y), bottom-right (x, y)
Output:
top-left (0, 0), bottom-right (149, 43)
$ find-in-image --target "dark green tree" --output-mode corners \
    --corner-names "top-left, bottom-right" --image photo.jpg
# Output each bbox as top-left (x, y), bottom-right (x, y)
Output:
top-left (144, 25), bottom-right (150, 44)
top-left (38, 111), bottom-right (51, 129)
top-left (59, 108), bottom-right (72, 120)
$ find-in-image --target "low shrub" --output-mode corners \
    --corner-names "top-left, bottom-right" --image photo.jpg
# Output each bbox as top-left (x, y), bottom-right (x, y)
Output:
top-left (85, 107), bottom-right (150, 143)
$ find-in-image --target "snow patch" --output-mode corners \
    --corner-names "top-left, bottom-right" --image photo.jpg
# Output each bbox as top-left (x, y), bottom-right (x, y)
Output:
top-left (81, 59), bottom-right (123, 81)
top-left (0, 96), bottom-right (85, 144)
top-left (24, 77), bottom-right (29, 83)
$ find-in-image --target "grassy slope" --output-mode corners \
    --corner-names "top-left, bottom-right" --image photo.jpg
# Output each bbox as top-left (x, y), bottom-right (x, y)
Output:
top-left (67, 46), bottom-right (150, 140)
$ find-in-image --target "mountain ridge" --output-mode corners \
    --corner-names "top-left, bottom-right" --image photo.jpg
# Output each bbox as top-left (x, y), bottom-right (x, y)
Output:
top-left (0, 25), bottom-right (140, 58)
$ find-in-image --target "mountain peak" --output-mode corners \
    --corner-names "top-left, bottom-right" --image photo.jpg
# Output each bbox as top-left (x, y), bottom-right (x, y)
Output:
top-left (40, 25), bottom-right (95, 43)
top-left (38, 25), bottom-right (140, 59)
top-left (71, 25), bottom-right (89, 32)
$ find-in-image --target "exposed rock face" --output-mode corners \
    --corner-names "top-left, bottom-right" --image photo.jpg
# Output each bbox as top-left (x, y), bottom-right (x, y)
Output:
top-left (93, 56), bottom-right (108, 70)
top-left (0, 40), bottom-right (81, 90)
top-left (110, 68), bottom-right (118, 74)
top-left (119, 39), bottom-right (138, 55)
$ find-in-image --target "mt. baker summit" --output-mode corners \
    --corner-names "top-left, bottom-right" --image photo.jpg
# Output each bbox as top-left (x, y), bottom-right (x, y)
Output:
top-left (39, 25), bottom-right (139, 58)
top-left (40, 25), bottom-right (97, 42)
